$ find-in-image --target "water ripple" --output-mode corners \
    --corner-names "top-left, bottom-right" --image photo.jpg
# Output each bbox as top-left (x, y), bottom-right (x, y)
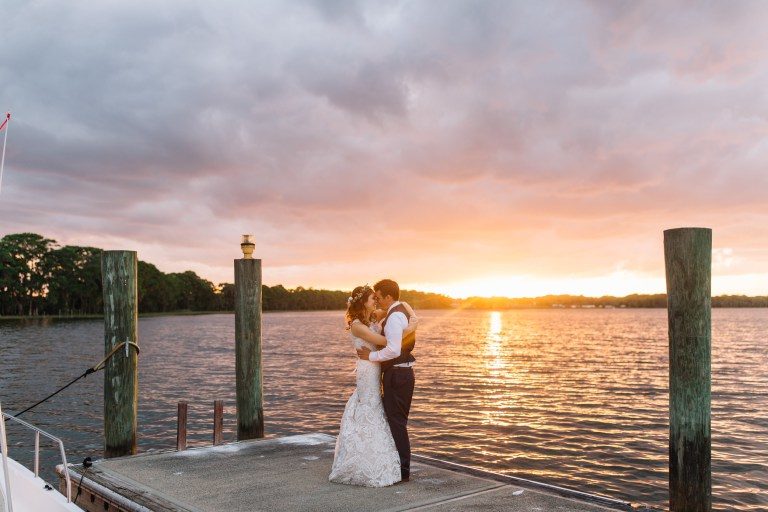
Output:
top-left (1, 309), bottom-right (766, 511)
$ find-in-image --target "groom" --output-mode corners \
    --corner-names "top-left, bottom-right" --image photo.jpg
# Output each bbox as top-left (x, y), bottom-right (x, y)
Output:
top-left (356, 279), bottom-right (416, 482)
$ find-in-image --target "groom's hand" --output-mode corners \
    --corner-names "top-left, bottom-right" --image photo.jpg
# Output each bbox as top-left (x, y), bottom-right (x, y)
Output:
top-left (356, 347), bottom-right (371, 360)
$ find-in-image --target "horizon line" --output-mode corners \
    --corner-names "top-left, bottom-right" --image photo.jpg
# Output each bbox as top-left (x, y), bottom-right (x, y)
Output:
top-left (257, 284), bottom-right (766, 301)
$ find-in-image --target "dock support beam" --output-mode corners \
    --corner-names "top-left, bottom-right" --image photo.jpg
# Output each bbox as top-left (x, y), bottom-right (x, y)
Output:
top-left (176, 402), bottom-right (188, 451)
top-left (102, 250), bottom-right (139, 458)
top-left (235, 240), bottom-right (264, 440)
top-left (664, 228), bottom-right (712, 512)
top-left (213, 400), bottom-right (224, 445)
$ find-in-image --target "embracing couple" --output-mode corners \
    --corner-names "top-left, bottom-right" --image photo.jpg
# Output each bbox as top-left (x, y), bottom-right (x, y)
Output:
top-left (329, 279), bottom-right (419, 487)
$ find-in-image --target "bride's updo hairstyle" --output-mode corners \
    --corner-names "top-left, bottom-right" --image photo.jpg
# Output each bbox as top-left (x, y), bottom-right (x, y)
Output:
top-left (345, 285), bottom-right (374, 330)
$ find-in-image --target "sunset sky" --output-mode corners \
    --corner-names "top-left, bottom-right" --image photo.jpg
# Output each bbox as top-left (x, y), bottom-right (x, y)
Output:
top-left (1, 1), bottom-right (767, 298)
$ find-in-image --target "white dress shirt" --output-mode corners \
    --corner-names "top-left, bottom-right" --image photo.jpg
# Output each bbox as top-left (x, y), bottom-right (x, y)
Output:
top-left (368, 301), bottom-right (413, 367)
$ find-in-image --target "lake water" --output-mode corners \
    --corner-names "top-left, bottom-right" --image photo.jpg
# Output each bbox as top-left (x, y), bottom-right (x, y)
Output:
top-left (1, 309), bottom-right (766, 511)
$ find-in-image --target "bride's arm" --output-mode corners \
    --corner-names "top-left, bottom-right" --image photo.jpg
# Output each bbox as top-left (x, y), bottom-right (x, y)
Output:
top-left (401, 301), bottom-right (419, 335)
top-left (350, 314), bottom-right (418, 349)
top-left (351, 321), bottom-right (388, 347)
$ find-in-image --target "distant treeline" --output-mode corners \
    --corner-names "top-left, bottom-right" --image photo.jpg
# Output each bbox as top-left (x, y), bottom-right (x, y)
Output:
top-left (2, 233), bottom-right (766, 317)
top-left (0, 233), bottom-right (454, 316)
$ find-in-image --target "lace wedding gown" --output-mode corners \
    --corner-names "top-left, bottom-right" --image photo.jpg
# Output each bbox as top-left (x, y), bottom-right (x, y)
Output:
top-left (329, 320), bottom-right (401, 487)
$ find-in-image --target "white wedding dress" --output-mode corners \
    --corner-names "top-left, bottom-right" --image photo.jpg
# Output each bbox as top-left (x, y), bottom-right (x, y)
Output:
top-left (329, 320), bottom-right (401, 487)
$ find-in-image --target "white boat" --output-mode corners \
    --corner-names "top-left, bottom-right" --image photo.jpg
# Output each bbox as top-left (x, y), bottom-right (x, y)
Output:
top-left (0, 401), bottom-right (83, 512)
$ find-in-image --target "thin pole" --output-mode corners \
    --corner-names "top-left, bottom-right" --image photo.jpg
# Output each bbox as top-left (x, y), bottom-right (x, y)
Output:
top-left (0, 401), bottom-right (15, 512)
top-left (0, 113), bottom-right (10, 195)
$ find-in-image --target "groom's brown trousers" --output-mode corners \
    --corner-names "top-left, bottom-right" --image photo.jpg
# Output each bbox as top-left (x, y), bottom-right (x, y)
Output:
top-left (382, 366), bottom-right (415, 480)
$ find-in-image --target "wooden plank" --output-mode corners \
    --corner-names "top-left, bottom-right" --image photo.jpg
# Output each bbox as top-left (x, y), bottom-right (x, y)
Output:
top-left (62, 464), bottom-right (196, 512)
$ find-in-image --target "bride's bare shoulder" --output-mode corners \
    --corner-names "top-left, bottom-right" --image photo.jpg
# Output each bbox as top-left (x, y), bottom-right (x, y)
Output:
top-left (350, 319), bottom-right (367, 336)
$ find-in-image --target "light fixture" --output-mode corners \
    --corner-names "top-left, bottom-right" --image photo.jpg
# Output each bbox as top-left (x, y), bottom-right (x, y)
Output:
top-left (240, 234), bottom-right (255, 259)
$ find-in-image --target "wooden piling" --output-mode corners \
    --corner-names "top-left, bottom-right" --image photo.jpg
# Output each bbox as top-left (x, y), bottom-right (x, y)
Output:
top-left (213, 400), bottom-right (224, 445)
top-left (235, 256), bottom-right (264, 439)
top-left (664, 227), bottom-right (712, 512)
top-left (176, 402), bottom-right (188, 451)
top-left (102, 250), bottom-right (139, 458)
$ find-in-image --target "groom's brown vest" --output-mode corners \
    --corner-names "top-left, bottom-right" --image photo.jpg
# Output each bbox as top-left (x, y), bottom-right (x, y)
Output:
top-left (380, 304), bottom-right (416, 371)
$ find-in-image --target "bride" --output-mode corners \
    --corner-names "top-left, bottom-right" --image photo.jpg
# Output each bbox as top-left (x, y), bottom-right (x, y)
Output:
top-left (329, 285), bottom-right (419, 487)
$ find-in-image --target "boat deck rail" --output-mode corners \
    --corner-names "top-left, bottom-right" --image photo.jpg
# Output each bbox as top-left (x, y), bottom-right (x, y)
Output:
top-left (1, 403), bottom-right (73, 508)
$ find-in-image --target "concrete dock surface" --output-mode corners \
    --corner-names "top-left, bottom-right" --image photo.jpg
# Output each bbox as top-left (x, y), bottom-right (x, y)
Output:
top-left (61, 433), bottom-right (658, 512)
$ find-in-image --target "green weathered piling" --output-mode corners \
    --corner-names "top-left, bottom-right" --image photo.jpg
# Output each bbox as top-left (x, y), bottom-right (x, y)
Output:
top-left (102, 250), bottom-right (138, 458)
top-left (664, 228), bottom-right (712, 512)
top-left (235, 258), bottom-right (264, 439)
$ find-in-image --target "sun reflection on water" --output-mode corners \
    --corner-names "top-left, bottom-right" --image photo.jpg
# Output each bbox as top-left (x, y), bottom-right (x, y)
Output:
top-left (485, 311), bottom-right (504, 370)
top-left (481, 311), bottom-right (514, 428)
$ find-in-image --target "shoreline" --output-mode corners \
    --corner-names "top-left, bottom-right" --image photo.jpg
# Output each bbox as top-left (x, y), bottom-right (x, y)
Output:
top-left (2, 304), bottom-right (767, 321)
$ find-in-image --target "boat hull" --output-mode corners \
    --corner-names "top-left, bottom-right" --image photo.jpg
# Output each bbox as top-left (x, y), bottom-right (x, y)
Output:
top-left (0, 456), bottom-right (83, 512)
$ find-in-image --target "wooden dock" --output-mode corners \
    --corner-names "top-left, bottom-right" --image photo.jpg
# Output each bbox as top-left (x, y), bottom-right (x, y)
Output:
top-left (57, 433), bottom-right (658, 512)
top-left (64, 232), bottom-right (708, 512)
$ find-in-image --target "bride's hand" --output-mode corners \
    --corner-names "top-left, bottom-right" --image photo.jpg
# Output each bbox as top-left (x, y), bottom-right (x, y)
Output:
top-left (402, 302), bottom-right (419, 324)
top-left (401, 301), bottom-right (416, 317)
top-left (403, 316), bottom-right (419, 336)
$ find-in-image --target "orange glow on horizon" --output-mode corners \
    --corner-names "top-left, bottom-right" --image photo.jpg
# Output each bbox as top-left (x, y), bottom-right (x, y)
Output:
top-left (407, 271), bottom-right (667, 299)
top-left (405, 269), bottom-right (768, 299)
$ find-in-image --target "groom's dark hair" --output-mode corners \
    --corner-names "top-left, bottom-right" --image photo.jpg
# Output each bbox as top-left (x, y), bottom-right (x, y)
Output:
top-left (374, 279), bottom-right (400, 301)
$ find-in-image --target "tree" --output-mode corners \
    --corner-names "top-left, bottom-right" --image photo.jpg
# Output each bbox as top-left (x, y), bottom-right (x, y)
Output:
top-left (218, 283), bottom-right (235, 311)
top-left (138, 261), bottom-right (172, 312)
top-left (46, 245), bottom-right (102, 315)
top-left (0, 233), bottom-right (57, 315)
